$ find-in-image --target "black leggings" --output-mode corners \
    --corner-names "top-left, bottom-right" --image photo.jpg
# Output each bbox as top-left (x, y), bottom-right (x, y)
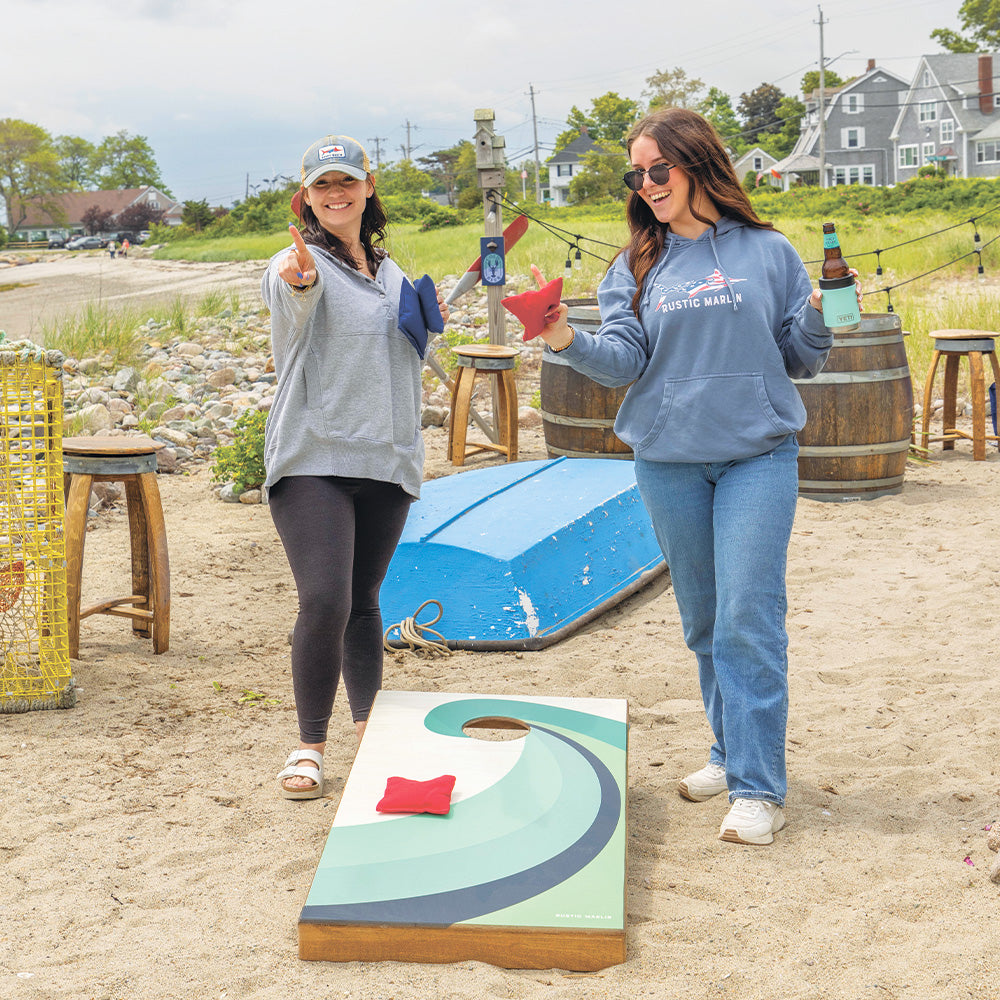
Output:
top-left (268, 475), bottom-right (413, 742)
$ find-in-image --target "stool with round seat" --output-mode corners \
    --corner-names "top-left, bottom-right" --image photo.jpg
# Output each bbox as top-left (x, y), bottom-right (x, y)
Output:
top-left (919, 330), bottom-right (1000, 461)
top-left (62, 436), bottom-right (170, 657)
top-left (447, 343), bottom-right (519, 467)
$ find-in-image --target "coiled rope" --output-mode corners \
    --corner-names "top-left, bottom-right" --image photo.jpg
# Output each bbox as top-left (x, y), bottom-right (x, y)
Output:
top-left (383, 599), bottom-right (452, 658)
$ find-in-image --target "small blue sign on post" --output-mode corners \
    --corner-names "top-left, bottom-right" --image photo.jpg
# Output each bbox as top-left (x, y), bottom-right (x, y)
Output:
top-left (480, 236), bottom-right (505, 286)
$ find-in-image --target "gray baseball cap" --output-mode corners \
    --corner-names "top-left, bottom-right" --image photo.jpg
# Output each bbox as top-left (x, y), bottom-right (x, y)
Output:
top-left (301, 135), bottom-right (371, 187)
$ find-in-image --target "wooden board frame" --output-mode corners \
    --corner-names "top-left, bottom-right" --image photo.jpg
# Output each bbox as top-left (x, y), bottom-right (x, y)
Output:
top-left (298, 691), bottom-right (628, 971)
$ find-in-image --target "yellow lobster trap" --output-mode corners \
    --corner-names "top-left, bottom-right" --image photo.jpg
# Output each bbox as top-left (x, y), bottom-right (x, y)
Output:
top-left (0, 340), bottom-right (74, 711)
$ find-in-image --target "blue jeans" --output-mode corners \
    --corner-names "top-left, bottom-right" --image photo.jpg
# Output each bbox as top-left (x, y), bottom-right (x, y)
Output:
top-left (634, 434), bottom-right (799, 807)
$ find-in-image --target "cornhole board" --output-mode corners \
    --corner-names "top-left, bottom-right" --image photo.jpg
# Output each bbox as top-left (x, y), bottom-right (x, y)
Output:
top-left (299, 690), bottom-right (628, 970)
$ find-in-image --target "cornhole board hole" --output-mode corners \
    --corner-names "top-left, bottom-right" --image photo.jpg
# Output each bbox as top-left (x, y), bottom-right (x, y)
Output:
top-left (299, 690), bottom-right (628, 970)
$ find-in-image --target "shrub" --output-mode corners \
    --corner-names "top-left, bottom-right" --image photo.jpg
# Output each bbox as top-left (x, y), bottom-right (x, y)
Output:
top-left (419, 206), bottom-right (464, 231)
top-left (212, 407), bottom-right (268, 492)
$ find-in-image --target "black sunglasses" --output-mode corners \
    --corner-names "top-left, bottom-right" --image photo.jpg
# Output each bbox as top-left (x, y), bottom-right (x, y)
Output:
top-left (623, 163), bottom-right (675, 191)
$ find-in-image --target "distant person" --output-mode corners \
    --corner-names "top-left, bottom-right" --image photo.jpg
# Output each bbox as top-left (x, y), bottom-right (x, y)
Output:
top-left (120, 238), bottom-right (130, 258)
top-left (533, 108), bottom-right (860, 846)
top-left (107, 240), bottom-right (116, 259)
top-left (261, 134), bottom-right (448, 800)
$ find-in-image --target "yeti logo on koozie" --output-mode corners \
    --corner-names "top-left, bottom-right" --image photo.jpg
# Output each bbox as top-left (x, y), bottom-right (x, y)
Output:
top-left (319, 145), bottom-right (346, 161)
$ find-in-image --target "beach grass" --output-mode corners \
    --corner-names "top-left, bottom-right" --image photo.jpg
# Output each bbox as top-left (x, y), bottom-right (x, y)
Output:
top-left (145, 207), bottom-right (1000, 394)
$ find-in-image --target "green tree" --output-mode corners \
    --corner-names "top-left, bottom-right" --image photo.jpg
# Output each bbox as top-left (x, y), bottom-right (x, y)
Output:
top-left (182, 198), bottom-right (214, 231)
top-left (55, 135), bottom-right (96, 188)
top-left (800, 68), bottom-right (846, 97)
top-left (932, 0), bottom-right (1000, 51)
top-left (567, 142), bottom-right (629, 204)
top-left (91, 130), bottom-right (169, 192)
top-left (555, 92), bottom-right (641, 151)
top-left (755, 96), bottom-right (807, 159)
top-left (738, 83), bottom-right (786, 142)
top-left (698, 87), bottom-right (745, 155)
top-left (0, 119), bottom-right (66, 231)
top-left (374, 159), bottom-right (428, 197)
top-left (418, 143), bottom-right (466, 206)
top-left (644, 66), bottom-right (706, 110)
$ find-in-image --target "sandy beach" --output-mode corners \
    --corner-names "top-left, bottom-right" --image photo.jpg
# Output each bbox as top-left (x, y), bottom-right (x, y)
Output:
top-left (2, 425), bottom-right (998, 1000)
top-left (2, 252), bottom-right (999, 999)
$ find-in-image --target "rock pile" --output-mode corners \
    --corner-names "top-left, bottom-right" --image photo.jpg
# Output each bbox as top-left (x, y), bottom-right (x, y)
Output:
top-left (60, 288), bottom-right (547, 505)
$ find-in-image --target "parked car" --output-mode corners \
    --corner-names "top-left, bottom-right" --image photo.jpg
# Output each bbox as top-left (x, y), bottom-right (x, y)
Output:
top-left (137, 231), bottom-right (150, 243)
top-left (65, 236), bottom-right (103, 250)
top-left (47, 234), bottom-right (68, 248)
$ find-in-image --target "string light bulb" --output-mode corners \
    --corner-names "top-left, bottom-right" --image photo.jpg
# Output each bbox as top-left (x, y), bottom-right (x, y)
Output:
top-left (564, 254), bottom-right (573, 279)
top-left (977, 250), bottom-right (985, 282)
top-left (574, 246), bottom-right (582, 269)
top-left (875, 250), bottom-right (883, 277)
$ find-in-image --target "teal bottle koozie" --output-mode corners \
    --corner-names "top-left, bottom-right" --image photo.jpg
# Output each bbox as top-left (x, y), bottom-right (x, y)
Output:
top-left (819, 276), bottom-right (861, 332)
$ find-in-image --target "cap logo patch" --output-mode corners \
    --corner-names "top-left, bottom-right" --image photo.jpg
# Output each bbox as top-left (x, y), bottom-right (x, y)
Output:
top-left (319, 145), bottom-right (346, 160)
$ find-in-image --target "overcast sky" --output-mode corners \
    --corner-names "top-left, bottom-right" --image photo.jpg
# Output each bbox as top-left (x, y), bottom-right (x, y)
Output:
top-left (6, 0), bottom-right (957, 205)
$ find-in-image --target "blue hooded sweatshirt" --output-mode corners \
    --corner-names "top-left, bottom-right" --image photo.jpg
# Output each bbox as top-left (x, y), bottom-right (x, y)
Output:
top-left (556, 216), bottom-right (832, 463)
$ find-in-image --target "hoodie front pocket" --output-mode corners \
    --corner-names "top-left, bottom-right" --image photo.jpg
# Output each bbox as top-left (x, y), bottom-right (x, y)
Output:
top-left (635, 372), bottom-right (794, 460)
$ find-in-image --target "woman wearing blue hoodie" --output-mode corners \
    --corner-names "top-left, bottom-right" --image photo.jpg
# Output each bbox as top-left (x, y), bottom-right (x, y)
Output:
top-left (536, 108), bottom-right (838, 845)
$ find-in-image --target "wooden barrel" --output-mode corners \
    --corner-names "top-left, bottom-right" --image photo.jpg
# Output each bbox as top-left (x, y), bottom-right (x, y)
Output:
top-left (794, 312), bottom-right (913, 502)
top-left (540, 305), bottom-right (633, 459)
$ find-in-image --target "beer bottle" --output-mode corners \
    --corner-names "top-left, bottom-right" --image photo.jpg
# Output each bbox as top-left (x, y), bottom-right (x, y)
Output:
top-left (819, 221), bottom-right (860, 332)
top-left (822, 222), bottom-right (850, 279)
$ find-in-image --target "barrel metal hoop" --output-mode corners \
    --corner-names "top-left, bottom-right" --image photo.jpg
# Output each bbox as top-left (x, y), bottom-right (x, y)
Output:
top-left (539, 409), bottom-right (618, 428)
top-left (546, 445), bottom-right (633, 460)
top-left (933, 339), bottom-right (997, 353)
top-left (831, 334), bottom-right (903, 347)
top-left (795, 365), bottom-right (911, 385)
top-left (797, 438), bottom-right (912, 457)
top-left (798, 474), bottom-right (905, 489)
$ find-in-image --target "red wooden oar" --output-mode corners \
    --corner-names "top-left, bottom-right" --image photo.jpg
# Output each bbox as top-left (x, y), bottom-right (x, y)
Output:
top-left (444, 214), bottom-right (529, 305)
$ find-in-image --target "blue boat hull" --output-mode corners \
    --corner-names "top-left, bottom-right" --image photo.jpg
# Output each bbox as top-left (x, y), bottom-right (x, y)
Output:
top-left (380, 457), bottom-right (666, 650)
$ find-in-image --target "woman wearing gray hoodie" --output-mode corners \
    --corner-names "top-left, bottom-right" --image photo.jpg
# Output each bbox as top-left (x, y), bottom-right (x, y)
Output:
top-left (262, 134), bottom-right (447, 799)
top-left (536, 108), bottom-right (852, 845)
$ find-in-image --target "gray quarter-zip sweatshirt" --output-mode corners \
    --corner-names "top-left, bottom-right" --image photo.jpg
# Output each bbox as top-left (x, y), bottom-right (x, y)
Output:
top-left (260, 244), bottom-right (425, 500)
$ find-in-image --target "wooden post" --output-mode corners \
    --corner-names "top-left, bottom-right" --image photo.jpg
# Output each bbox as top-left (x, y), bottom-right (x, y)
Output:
top-left (474, 109), bottom-right (507, 441)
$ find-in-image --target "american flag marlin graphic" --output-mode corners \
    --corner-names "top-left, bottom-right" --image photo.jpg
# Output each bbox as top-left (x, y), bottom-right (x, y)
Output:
top-left (655, 269), bottom-right (747, 311)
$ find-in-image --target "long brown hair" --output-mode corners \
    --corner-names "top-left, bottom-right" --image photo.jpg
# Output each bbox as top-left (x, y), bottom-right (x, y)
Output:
top-left (299, 182), bottom-right (389, 274)
top-left (622, 108), bottom-right (773, 314)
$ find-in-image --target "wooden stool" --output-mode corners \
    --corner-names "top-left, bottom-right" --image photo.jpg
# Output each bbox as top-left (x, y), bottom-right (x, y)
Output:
top-left (62, 436), bottom-right (170, 657)
top-left (920, 330), bottom-right (1000, 460)
top-left (447, 344), bottom-right (519, 467)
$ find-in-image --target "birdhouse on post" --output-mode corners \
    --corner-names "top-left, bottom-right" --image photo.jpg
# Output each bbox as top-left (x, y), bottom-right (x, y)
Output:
top-left (474, 109), bottom-right (506, 189)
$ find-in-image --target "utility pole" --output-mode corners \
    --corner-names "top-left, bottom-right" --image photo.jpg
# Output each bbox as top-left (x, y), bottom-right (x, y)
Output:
top-left (528, 83), bottom-right (542, 202)
top-left (401, 120), bottom-right (419, 160)
top-left (367, 136), bottom-right (387, 169)
top-left (245, 172), bottom-right (249, 200)
top-left (817, 5), bottom-right (827, 189)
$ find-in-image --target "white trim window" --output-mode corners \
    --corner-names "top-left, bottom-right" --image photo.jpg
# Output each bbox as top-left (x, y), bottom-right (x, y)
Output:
top-left (841, 127), bottom-right (865, 148)
top-left (919, 101), bottom-right (937, 122)
top-left (833, 165), bottom-right (875, 185)
top-left (940, 119), bottom-right (955, 143)
top-left (922, 70), bottom-right (931, 87)
top-left (844, 93), bottom-right (864, 114)
top-left (977, 140), bottom-right (1000, 163)
top-left (752, 156), bottom-right (764, 170)
top-left (899, 145), bottom-right (919, 168)
top-left (922, 143), bottom-right (935, 163)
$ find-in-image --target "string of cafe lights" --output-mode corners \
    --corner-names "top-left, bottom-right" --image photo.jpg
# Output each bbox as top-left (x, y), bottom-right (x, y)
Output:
top-left (495, 191), bottom-right (1000, 308)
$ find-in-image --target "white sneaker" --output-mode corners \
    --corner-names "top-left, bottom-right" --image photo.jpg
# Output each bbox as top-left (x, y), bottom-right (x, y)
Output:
top-left (719, 797), bottom-right (786, 845)
top-left (678, 761), bottom-right (728, 802)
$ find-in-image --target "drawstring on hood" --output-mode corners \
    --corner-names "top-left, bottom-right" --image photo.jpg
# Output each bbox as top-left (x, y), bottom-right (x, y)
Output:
top-left (706, 227), bottom-right (738, 312)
